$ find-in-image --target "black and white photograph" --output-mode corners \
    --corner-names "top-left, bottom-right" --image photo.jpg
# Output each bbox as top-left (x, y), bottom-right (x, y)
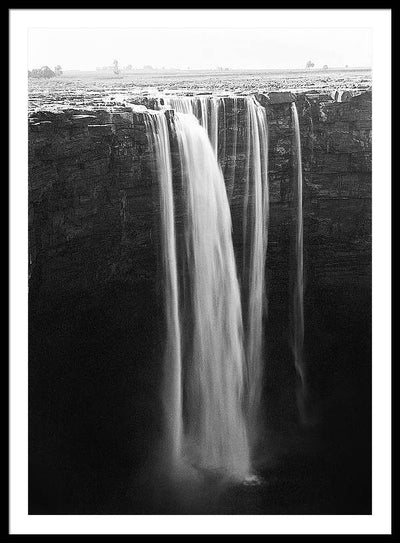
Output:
top-left (9, 8), bottom-right (391, 535)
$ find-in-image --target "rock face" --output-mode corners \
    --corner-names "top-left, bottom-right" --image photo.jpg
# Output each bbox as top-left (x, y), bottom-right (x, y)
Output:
top-left (29, 94), bottom-right (372, 304)
top-left (262, 92), bottom-right (371, 441)
top-left (28, 91), bottom-right (372, 514)
top-left (29, 108), bottom-right (158, 310)
top-left (266, 91), bottom-right (372, 292)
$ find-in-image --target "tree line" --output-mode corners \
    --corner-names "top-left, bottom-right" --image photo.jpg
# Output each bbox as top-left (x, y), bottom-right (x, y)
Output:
top-left (28, 65), bottom-right (63, 79)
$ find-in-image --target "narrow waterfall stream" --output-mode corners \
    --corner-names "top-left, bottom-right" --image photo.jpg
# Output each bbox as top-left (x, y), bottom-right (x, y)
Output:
top-left (144, 111), bottom-right (183, 467)
top-left (291, 102), bottom-right (306, 422)
top-left (242, 97), bottom-right (269, 440)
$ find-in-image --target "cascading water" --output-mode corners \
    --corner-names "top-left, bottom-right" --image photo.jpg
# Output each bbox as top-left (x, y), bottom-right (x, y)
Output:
top-left (173, 112), bottom-right (251, 480)
top-left (209, 97), bottom-right (221, 156)
top-left (164, 95), bottom-right (221, 158)
top-left (146, 95), bottom-right (271, 480)
top-left (241, 96), bottom-right (269, 439)
top-left (144, 111), bottom-right (183, 467)
top-left (145, 106), bottom-right (252, 480)
top-left (167, 94), bottom-right (270, 443)
top-left (226, 97), bottom-right (239, 201)
top-left (290, 102), bottom-right (306, 422)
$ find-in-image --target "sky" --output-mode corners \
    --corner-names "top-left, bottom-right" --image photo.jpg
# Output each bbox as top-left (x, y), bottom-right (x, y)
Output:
top-left (28, 27), bottom-right (372, 71)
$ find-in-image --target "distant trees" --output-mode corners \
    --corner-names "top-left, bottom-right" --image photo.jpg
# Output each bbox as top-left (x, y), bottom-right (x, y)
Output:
top-left (28, 66), bottom-right (56, 79)
top-left (306, 60), bottom-right (315, 69)
top-left (28, 65), bottom-right (63, 78)
top-left (323, 64), bottom-right (329, 70)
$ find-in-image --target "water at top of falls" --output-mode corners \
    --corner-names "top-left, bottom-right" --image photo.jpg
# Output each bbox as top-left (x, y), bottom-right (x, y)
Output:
top-left (173, 111), bottom-right (251, 481)
top-left (164, 95), bottom-right (222, 157)
top-left (144, 111), bottom-right (183, 467)
top-left (290, 102), bottom-right (306, 422)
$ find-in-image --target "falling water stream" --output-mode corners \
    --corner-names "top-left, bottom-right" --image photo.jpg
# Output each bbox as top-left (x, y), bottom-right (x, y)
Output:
top-left (144, 111), bottom-right (183, 467)
top-left (174, 112), bottom-right (251, 479)
top-left (242, 97), bottom-right (269, 439)
top-left (291, 103), bottom-right (306, 422)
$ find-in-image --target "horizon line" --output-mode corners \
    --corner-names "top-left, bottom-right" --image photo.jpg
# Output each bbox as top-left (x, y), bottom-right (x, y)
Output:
top-left (29, 65), bottom-right (373, 72)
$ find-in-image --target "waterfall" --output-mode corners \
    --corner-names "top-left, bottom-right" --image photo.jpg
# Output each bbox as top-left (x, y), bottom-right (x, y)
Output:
top-left (242, 96), bottom-right (269, 438)
top-left (147, 95), bottom-right (270, 478)
top-left (290, 102), bottom-right (306, 420)
top-left (166, 94), bottom-right (270, 444)
top-left (173, 111), bottom-right (251, 480)
top-left (144, 111), bottom-right (183, 466)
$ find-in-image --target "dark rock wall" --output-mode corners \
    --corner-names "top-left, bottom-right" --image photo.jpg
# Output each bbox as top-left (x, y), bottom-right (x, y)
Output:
top-left (29, 109), bottom-right (159, 307)
top-left (263, 92), bottom-right (371, 445)
top-left (29, 93), bottom-right (371, 307)
top-left (28, 108), bottom-right (165, 513)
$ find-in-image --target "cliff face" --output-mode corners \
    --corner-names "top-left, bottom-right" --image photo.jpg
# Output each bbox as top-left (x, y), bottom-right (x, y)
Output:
top-left (28, 91), bottom-right (371, 514)
top-left (260, 91), bottom-right (371, 434)
top-left (29, 92), bottom-right (371, 305)
top-left (29, 109), bottom-right (157, 308)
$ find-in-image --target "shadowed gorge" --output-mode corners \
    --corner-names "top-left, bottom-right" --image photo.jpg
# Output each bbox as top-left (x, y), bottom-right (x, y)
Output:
top-left (29, 87), bottom-right (371, 514)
